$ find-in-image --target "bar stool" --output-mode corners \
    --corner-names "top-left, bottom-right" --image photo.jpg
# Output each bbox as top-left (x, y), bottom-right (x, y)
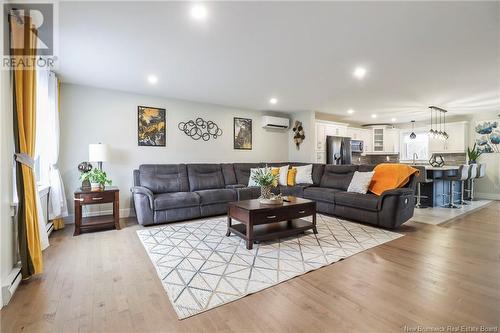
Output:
top-left (464, 164), bottom-right (478, 201)
top-left (413, 166), bottom-right (432, 208)
top-left (471, 163), bottom-right (486, 200)
top-left (442, 164), bottom-right (469, 208)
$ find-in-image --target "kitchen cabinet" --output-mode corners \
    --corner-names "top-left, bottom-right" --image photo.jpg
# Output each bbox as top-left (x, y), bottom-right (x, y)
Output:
top-left (429, 121), bottom-right (468, 153)
top-left (315, 121), bottom-right (348, 151)
top-left (346, 127), bottom-right (372, 152)
top-left (384, 128), bottom-right (400, 153)
top-left (365, 126), bottom-right (399, 154)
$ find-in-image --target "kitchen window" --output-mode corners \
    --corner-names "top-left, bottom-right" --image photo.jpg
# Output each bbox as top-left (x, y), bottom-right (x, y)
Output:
top-left (401, 131), bottom-right (429, 161)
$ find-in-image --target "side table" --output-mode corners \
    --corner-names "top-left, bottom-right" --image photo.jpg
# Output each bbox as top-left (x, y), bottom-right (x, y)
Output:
top-left (74, 186), bottom-right (120, 236)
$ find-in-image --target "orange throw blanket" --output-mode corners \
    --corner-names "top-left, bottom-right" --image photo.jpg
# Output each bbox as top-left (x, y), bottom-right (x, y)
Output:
top-left (368, 163), bottom-right (419, 196)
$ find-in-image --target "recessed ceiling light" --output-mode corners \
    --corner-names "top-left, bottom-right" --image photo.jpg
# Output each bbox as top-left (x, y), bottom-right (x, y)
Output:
top-left (353, 67), bottom-right (367, 79)
top-left (147, 75), bottom-right (158, 84)
top-left (347, 109), bottom-right (355, 114)
top-left (391, 118), bottom-right (397, 122)
top-left (190, 4), bottom-right (208, 20)
top-left (371, 114), bottom-right (377, 119)
top-left (269, 97), bottom-right (278, 105)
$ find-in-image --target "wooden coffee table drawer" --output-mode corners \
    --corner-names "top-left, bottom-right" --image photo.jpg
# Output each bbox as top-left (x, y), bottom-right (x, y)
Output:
top-left (251, 203), bottom-right (315, 225)
top-left (287, 204), bottom-right (315, 217)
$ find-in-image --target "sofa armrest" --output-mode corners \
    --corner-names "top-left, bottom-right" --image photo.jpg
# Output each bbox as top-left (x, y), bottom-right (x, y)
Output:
top-left (377, 188), bottom-right (415, 228)
top-left (380, 187), bottom-right (414, 198)
top-left (378, 188), bottom-right (414, 208)
top-left (131, 186), bottom-right (154, 209)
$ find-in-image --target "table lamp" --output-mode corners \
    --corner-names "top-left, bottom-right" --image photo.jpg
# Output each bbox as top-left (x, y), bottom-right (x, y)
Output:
top-left (89, 143), bottom-right (108, 170)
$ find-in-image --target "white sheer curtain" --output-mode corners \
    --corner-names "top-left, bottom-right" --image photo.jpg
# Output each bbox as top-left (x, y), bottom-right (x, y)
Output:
top-left (35, 69), bottom-right (50, 250)
top-left (46, 72), bottom-right (68, 221)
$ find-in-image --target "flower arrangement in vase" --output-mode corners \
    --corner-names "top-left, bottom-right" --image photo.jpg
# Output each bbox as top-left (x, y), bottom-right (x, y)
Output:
top-left (80, 168), bottom-right (112, 191)
top-left (250, 168), bottom-right (282, 204)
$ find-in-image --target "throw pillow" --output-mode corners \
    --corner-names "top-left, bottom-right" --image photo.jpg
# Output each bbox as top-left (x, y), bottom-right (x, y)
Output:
top-left (278, 165), bottom-right (289, 186)
top-left (295, 164), bottom-right (314, 184)
top-left (347, 171), bottom-right (375, 194)
top-left (248, 167), bottom-right (269, 187)
top-left (287, 168), bottom-right (297, 186)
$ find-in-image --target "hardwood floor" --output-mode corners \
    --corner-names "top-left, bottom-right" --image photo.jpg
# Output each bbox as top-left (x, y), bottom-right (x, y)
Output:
top-left (2, 202), bottom-right (499, 333)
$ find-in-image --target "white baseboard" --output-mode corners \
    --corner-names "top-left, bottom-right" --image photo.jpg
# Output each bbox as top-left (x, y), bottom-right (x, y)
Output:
top-left (476, 193), bottom-right (500, 201)
top-left (2, 266), bottom-right (21, 307)
top-left (63, 208), bottom-right (134, 224)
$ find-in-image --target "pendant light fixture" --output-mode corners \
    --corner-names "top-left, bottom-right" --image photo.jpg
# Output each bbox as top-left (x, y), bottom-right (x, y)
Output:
top-left (410, 120), bottom-right (416, 139)
top-left (428, 106), bottom-right (449, 141)
top-left (442, 111), bottom-right (449, 140)
top-left (438, 109), bottom-right (443, 140)
top-left (429, 107), bottom-right (436, 138)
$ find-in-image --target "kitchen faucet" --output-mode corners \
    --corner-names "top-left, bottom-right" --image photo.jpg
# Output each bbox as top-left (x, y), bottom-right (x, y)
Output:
top-left (412, 153), bottom-right (418, 165)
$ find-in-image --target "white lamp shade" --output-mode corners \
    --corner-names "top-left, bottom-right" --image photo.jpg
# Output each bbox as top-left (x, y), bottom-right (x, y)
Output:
top-left (89, 143), bottom-right (108, 162)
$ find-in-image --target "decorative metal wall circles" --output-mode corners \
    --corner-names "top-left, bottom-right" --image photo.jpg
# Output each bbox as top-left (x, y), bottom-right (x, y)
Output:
top-left (178, 117), bottom-right (223, 141)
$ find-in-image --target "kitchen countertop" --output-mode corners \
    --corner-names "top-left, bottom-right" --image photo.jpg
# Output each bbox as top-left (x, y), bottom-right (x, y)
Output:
top-left (401, 163), bottom-right (460, 171)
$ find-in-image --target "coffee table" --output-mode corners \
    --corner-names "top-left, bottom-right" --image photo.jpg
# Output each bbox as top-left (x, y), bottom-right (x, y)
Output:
top-left (226, 196), bottom-right (317, 250)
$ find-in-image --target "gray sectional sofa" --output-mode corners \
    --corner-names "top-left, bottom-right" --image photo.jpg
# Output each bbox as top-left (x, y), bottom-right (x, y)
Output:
top-left (132, 163), bottom-right (417, 229)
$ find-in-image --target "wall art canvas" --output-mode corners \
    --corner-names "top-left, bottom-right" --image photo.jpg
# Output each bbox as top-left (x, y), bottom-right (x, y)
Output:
top-left (138, 106), bottom-right (166, 146)
top-left (474, 120), bottom-right (499, 153)
top-left (234, 117), bottom-right (252, 150)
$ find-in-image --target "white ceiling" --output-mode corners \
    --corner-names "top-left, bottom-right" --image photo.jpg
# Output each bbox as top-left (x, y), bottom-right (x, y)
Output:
top-left (58, 1), bottom-right (500, 123)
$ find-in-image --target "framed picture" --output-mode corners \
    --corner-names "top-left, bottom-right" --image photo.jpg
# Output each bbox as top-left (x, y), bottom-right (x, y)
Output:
top-left (138, 106), bottom-right (166, 146)
top-left (233, 117), bottom-right (252, 150)
top-left (474, 120), bottom-right (499, 153)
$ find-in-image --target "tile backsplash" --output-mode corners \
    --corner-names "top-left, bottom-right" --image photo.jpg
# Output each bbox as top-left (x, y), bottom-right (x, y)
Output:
top-left (351, 152), bottom-right (466, 165)
top-left (431, 153), bottom-right (466, 165)
top-left (352, 153), bottom-right (399, 165)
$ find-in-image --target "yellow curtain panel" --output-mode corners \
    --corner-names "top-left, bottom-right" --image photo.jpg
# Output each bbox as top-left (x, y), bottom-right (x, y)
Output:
top-left (53, 80), bottom-right (65, 231)
top-left (11, 14), bottom-right (43, 277)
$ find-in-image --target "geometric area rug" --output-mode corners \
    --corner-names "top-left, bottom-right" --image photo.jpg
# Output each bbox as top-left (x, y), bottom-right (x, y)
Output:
top-left (136, 214), bottom-right (403, 319)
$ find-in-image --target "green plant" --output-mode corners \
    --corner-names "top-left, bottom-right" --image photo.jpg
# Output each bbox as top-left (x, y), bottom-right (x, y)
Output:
top-left (467, 143), bottom-right (483, 162)
top-left (251, 167), bottom-right (278, 187)
top-left (80, 168), bottom-right (112, 186)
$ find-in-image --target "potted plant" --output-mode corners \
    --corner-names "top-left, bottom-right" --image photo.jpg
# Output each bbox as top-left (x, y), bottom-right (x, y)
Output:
top-left (467, 143), bottom-right (483, 164)
top-left (251, 167), bottom-right (280, 204)
top-left (80, 168), bottom-right (112, 191)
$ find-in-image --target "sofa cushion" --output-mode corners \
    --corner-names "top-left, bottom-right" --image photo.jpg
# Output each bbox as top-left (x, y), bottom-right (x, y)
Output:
top-left (139, 164), bottom-right (189, 194)
top-left (187, 164), bottom-right (225, 191)
top-left (221, 163), bottom-right (237, 185)
top-left (334, 192), bottom-right (380, 212)
top-left (320, 165), bottom-right (359, 190)
top-left (233, 163), bottom-right (264, 185)
top-left (280, 185), bottom-right (310, 197)
top-left (154, 192), bottom-right (200, 210)
top-left (303, 187), bottom-right (340, 203)
top-left (196, 189), bottom-right (237, 205)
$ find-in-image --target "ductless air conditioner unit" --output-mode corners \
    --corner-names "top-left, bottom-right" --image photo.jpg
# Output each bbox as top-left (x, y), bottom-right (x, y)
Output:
top-left (261, 116), bottom-right (290, 130)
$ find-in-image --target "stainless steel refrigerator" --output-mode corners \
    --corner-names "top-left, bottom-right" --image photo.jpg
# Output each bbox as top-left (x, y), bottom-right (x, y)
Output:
top-left (326, 136), bottom-right (352, 165)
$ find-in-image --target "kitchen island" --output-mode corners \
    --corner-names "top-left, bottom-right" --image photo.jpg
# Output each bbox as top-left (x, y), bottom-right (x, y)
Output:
top-left (411, 165), bottom-right (464, 207)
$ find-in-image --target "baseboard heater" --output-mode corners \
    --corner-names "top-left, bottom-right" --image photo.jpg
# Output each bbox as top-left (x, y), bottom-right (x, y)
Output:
top-left (2, 266), bottom-right (21, 306)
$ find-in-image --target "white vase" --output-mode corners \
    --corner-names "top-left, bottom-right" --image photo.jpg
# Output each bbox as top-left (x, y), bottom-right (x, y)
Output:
top-left (90, 182), bottom-right (102, 191)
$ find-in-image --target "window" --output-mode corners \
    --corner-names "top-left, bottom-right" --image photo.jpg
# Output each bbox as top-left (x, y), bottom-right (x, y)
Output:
top-left (402, 131), bottom-right (429, 161)
top-left (34, 69), bottom-right (56, 186)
